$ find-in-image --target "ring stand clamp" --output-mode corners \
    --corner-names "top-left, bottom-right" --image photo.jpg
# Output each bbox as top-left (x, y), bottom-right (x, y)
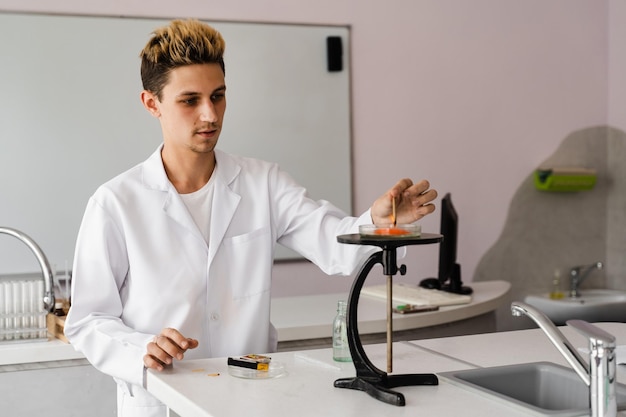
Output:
top-left (333, 233), bottom-right (443, 406)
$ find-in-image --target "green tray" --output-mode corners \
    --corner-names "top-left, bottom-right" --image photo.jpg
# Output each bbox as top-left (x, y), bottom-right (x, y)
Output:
top-left (534, 169), bottom-right (596, 192)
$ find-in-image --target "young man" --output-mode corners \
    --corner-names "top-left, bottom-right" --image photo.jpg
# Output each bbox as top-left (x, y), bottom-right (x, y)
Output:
top-left (64, 19), bottom-right (437, 417)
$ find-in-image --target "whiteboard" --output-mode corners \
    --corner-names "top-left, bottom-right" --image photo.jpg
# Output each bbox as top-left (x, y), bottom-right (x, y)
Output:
top-left (0, 13), bottom-right (352, 273)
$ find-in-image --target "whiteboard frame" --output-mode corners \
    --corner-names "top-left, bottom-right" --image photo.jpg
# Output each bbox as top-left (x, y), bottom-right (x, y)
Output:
top-left (0, 12), bottom-right (352, 272)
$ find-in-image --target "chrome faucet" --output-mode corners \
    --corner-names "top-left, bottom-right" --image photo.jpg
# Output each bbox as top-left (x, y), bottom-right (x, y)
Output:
top-left (512, 301), bottom-right (616, 417)
top-left (0, 227), bottom-right (55, 311)
top-left (570, 261), bottom-right (603, 298)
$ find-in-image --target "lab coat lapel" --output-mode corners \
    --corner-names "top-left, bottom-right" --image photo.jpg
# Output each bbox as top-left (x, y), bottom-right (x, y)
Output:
top-left (142, 145), bottom-right (206, 245)
top-left (208, 150), bottom-right (241, 264)
top-left (163, 192), bottom-right (206, 244)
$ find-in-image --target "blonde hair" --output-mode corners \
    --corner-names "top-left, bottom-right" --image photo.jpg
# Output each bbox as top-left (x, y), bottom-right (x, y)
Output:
top-left (140, 19), bottom-right (226, 99)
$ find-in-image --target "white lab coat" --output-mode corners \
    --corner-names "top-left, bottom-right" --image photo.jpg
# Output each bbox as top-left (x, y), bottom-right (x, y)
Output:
top-left (64, 145), bottom-right (374, 416)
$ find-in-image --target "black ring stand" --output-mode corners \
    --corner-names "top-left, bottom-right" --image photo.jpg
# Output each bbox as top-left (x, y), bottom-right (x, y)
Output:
top-left (333, 233), bottom-right (443, 406)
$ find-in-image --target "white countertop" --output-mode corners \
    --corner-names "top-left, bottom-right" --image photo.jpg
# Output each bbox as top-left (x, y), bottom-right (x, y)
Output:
top-left (146, 322), bottom-right (626, 417)
top-left (271, 280), bottom-right (510, 340)
top-left (0, 338), bottom-right (82, 366)
top-left (412, 321), bottom-right (626, 370)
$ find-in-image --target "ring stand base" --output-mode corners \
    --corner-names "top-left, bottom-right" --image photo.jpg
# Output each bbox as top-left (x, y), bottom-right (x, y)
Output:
top-left (334, 233), bottom-right (443, 406)
top-left (334, 373), bottom-right (439, 406)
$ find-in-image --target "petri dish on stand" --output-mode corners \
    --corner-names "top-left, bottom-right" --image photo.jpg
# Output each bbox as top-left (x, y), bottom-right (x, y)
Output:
top-left (359, 224), bottom-right (421, 238)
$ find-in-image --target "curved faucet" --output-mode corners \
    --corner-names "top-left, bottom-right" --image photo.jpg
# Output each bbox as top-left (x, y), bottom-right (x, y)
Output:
top-left (0, 227), bottom-right (55, 312)
top-left (511, 301), bottom-right (589, 384)
top-left (570, 261), bottom-right (603, 298)
top-left (512, 301), bottom-right (616, 417)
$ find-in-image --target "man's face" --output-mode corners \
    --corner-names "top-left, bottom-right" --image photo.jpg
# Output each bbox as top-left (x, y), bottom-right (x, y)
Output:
top-left (146, 63), bottom-right (226, 155)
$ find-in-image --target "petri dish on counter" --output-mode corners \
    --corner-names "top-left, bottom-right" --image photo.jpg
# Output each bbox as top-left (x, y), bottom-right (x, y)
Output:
top-left (359, 224), bottom-right (421, 238)
top-left (227, 361), bottom-right (287, 379)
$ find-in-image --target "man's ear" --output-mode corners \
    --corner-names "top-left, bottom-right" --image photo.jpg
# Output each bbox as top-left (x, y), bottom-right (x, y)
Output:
top-left (140, 90), bottom-right (160, 118)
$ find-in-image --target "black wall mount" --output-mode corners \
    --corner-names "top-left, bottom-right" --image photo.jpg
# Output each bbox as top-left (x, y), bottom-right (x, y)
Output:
top-left (326, 36), bottom-right (343, 72)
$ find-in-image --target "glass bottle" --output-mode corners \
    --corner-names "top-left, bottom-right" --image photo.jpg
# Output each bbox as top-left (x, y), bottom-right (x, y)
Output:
top-left (53, 301), bottom-right (65, 316)
top-left (549, 269), bottom-right (565, 300)
top-left (333, 300), bottom-right (351, 362)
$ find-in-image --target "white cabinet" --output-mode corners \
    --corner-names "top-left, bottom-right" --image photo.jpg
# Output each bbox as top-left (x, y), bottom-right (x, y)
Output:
top-left (0, 360), bottom-right (115, 416)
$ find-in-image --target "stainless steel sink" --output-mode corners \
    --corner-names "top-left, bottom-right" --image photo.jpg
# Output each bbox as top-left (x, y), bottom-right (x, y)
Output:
top-left (439, 362), bottom-right (626, 416)
top-left (525, 289), bottom-right (626, 325)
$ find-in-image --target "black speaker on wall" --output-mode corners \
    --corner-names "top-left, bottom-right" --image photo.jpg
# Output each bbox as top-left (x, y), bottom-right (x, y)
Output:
top-left (326, 36), bottom-right (343, 72)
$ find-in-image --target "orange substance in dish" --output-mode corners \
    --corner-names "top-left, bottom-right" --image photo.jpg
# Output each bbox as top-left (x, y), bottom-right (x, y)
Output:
top-left (373, 227), bottom-right (411, 236)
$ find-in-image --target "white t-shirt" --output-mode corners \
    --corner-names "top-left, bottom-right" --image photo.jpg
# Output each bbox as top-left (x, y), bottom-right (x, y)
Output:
top-left (179, 175), bottom-right (215, 244)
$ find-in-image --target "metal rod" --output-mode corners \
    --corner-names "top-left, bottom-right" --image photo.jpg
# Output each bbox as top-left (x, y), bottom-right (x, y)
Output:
top-left (387, 274), bottom-right (393, 373)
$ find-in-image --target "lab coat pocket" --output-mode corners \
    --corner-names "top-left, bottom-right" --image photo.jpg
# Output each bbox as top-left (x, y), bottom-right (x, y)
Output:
top-left (222, 226), bottom-right (272, 299)
top-left (117, 383), bottom-right (166, 417)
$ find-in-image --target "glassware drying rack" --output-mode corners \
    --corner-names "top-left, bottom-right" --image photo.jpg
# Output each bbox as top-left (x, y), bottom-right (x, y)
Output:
top-left (0, 279), bottom-right (49, 343)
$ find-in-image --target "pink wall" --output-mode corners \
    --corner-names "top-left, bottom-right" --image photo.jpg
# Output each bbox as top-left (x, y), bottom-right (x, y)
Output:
top-left (1, 1), bottom-right (611, 296)
top-left (610, 0), bottom-right (626, 129)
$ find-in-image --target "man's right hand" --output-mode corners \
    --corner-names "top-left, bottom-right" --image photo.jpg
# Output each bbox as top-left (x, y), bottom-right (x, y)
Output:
top-left (143, 327), bottom-right (199, 371)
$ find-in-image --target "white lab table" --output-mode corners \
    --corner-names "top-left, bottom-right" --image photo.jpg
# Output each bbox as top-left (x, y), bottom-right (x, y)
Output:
top-left (146, 322), bottom-right (626, 417)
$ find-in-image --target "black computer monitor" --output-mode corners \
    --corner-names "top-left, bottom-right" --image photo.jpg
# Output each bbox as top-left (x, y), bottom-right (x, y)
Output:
top-left (420, 193), bottom-right (472, 294)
